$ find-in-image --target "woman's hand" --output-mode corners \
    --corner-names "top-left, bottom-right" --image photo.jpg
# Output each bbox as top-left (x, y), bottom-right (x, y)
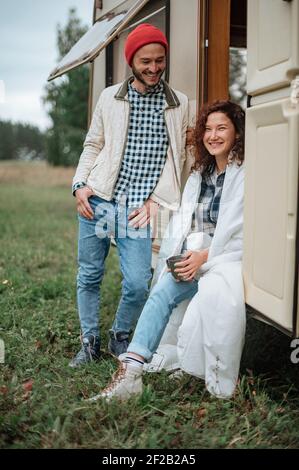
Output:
top-left (174, 249), bottom-right (209, 281)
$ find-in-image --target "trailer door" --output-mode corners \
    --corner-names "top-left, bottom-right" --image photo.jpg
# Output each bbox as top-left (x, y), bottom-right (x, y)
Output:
top-left (243, 0), bottom-right (299, 334)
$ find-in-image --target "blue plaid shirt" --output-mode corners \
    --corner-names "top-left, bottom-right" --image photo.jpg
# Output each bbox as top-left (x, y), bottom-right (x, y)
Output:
top-left (191, 168), bottom-right (226, 238)
top-left (113, 80), bottom-right (168, 208)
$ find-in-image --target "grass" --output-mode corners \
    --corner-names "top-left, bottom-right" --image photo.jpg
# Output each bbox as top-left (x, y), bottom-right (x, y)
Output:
top-left (0, 161), bottom-right (299, 449)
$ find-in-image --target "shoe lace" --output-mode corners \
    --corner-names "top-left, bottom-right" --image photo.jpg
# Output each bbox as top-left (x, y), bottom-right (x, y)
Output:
top-left (83, 341), bottom-right (93, 360)
top-left (102, 363), bottom-right (126, 394)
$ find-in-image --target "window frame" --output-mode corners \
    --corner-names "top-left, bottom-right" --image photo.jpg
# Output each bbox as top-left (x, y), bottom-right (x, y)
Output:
top-left (47, 0), bottom-right (150, 81)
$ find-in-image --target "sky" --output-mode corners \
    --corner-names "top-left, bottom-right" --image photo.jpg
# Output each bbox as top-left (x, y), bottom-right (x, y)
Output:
top-left (0, 0), bottom-right (94, 130)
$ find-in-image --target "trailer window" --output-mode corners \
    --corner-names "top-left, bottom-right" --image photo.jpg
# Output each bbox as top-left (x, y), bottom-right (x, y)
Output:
top-left (229, 47), bottom-right (247, 108)
top-left (229, 0), bottom-right (247, 108)
top-left (48, 0), bottom-right (150, 81)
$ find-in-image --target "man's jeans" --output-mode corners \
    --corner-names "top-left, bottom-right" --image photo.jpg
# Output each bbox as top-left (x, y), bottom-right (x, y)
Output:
top-left (128, 272), bottom-right (198, 360)
top-left (77, 196), bottom-right (152, 339)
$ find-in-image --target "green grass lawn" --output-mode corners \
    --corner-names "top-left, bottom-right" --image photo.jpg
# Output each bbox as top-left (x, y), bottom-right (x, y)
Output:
top-left (0, 162), bottom-right (299, 449)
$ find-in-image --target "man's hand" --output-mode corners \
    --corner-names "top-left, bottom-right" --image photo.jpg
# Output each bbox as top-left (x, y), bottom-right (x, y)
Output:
top-left (128, 198), bottom-right (159, 229)
top-left (174, 249), bottom-right (209, 281)
top-left (75, 186), bottom-right (95, 220)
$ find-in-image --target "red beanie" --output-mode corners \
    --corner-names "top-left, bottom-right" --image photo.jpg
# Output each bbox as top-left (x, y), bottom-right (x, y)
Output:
top-left (124, 23), bottom-right (168, 67)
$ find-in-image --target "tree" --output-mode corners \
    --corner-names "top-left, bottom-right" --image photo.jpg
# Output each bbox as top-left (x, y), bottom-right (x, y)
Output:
top-left (0, 120), bottom-right (45, 161)
top-left (229, 47), bottom-right (247, 109)
top-left (43, 8), bottom-right (89, 166)
top-left (0, 121), bottom-right (16, 160)
top-left (14, 122), bottom-right (46, 160)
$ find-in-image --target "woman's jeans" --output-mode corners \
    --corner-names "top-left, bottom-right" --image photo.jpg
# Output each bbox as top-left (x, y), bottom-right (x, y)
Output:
top-left (128, 272), bottom-right (198, 361)
top-left (77, 196), bottom-right (152, 339)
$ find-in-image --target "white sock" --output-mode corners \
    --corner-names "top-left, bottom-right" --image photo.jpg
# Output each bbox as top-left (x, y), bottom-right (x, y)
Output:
top-left (122, 353), bottom-right (144, 370)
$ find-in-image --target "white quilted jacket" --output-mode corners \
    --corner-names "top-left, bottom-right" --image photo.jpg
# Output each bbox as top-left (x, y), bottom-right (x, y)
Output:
top-left (147, 163), bottom-right (246, 398)
top-left (73, 78), bottom-right (188, 210)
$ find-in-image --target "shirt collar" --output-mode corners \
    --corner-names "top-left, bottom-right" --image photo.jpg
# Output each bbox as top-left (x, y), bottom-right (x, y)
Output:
top-left (129, 79), bottom-right (164, 96)
top-left (204, 166), bottom-right (226, 186)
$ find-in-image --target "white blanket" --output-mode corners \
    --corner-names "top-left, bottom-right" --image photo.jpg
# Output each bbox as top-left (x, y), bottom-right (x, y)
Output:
top-left (146, 163), bottom-right (246, 398)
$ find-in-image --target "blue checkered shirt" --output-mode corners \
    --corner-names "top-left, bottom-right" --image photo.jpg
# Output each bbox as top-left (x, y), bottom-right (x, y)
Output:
top-left (191, 168), bottom-right (226, 237)
top-left (113, 81), bottom-right (169, 208)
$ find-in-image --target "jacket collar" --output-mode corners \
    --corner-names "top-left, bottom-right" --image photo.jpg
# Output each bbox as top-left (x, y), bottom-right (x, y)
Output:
top-left (114, 77), bottom-right (180, 108)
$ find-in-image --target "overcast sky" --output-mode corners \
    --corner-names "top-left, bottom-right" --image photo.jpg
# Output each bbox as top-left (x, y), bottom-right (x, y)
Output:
top-left (0, 0), bottom-right (94, 130)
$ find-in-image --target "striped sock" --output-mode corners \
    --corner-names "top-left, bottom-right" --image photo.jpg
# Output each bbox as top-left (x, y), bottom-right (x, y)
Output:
top-left (122, 353), bottom-right (144, 369)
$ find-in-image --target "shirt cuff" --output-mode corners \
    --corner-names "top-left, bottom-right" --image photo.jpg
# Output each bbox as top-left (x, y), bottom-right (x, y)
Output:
top-left (72, 182), bottom-right (86, 196)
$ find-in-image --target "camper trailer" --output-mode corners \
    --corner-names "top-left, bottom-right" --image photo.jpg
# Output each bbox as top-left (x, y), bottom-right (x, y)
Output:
top-left (48, 0), bottom-right (299, 338)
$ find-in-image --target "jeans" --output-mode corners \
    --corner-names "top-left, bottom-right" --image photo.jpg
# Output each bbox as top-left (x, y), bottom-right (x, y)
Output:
top-left (128, 272), bottom-right (198, 361)
top-left (77, 196), bottom-right (152, 339)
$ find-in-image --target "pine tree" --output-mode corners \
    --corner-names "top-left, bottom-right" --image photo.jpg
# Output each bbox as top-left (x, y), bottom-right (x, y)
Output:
top-left (43, 8), bottom-right (89, 166)
top-left (0, 120), bottom-right (45, 161)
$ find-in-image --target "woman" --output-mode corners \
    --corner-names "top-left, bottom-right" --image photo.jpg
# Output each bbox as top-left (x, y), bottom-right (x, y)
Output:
top-left (89, 100), bottom-right (246, 401)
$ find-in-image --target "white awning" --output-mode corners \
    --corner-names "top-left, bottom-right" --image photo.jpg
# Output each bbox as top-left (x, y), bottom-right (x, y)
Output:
top-left (47, 0), bottom-right (149, 81)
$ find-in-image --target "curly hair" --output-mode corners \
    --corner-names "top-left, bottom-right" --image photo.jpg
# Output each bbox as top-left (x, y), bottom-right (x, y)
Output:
top-left (192, 100), bottom-right (245, 175)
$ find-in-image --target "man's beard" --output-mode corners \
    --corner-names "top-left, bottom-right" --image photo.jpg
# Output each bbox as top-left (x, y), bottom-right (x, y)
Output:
top-left (132, 66), bottom-right (163, 90)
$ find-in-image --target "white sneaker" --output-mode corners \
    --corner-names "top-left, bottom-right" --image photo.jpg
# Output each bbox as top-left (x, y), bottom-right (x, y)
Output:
top-left (87, 363), bottom-right (143, 402)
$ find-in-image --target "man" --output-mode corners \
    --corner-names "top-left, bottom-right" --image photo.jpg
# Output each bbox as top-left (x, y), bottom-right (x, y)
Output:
top-left (69, 23), bottom-right (188, 367)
